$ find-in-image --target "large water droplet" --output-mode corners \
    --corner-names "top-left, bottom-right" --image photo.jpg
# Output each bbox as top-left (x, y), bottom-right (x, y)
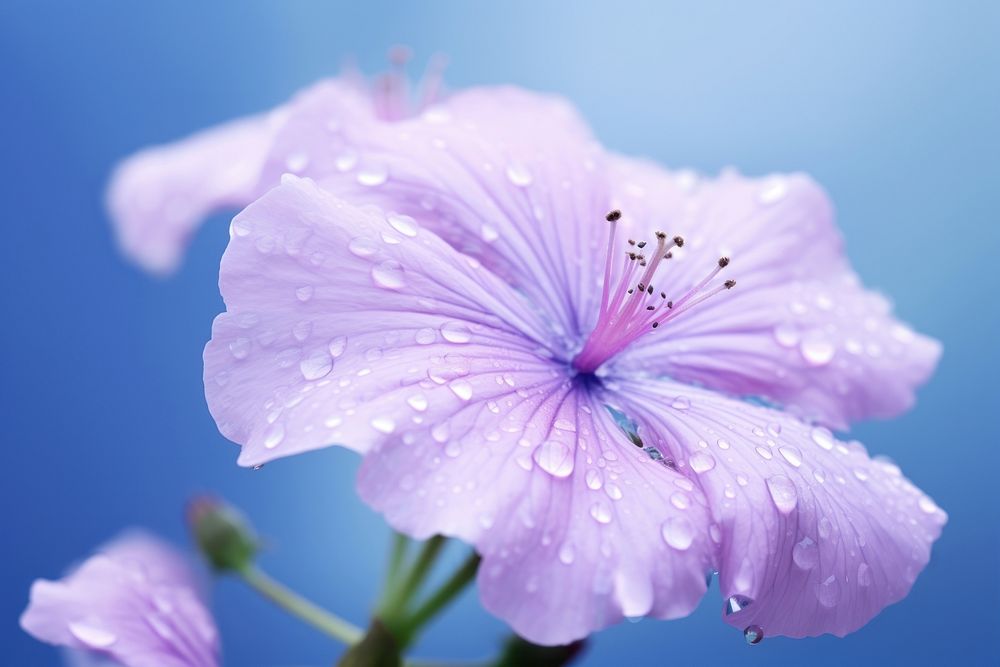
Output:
top-left (660, 516), bottom-right (694, 550)
top-left (440, 321), bottom-right (472, 343)
top-left (505, 162), bottom-right (533, 186)
top-left (386, 213), bottom-right (418, 237)
top-left (480, 224), bottom-right (499, 243)
top-left (558, 543), bottom-right (576, 565)
top-left (68, 621), bottom-right (118, 649)
top-left (264, 423), bottom-right (285, 449)
top-left (779, 445), bottom-right (803, 467)
top-left (533, 440), bottom-right (574, 478)
top-left (589, 501), bottom-right (613, 524)
top-left (229, 337), bottom-right (251, 359)
top-left (724, 594), bottom-right (753, 616)
top-left (766, 475), bottom-right (798, 514)
top-left (585, 468), bottom-right (603, 490)
top-left (800, 333), bottom-right (835, 366)
top-left (371, 260), bottom-right (406, 289)
top-left (744, 625), bottom-right (764, 645)
top-left (816, 575), bottom-right (840, 607)
top-left (299, 351), bottom-right (332, 380)
top-left (792, 536), bottom-right (818, 570)
top-left (357, 163), bottom-right (388, 186)
top-left (689, 451), bottom-right (716, 473)
top-left (349, 237), bottom-right (379, 257)
top-left (449, 379), bottom-right (473, 401)
top-left (370, 417), bottom-right (396, 434)
top-left (328, 336), bottom-right (348, 358)
top-left (406, 394), bottom-right (428, 412)
top-left (811, 426), bottom-right (835, 450)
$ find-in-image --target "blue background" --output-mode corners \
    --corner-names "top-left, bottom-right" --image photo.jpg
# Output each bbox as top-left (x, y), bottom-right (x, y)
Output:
top-left (2, 1), bottom-right (997, 665)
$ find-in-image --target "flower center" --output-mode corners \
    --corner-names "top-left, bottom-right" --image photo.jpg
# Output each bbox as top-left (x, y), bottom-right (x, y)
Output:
top-left (370, 46), bottom-right (447, 121)
top-left (572, 209), bottom-right (736, 374)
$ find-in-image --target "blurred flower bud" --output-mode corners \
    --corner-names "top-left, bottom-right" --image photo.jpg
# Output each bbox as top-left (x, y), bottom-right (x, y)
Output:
top-left (187, 495), bottom-right (258, 573)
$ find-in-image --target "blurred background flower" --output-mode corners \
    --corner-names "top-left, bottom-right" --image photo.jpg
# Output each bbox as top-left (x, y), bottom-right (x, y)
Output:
top-left (2, 1), bottom-right (996, 665)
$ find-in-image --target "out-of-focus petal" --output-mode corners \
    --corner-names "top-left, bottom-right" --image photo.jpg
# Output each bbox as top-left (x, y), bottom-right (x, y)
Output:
top-left (613, 376), bottom-right (945, 639)
top-left (204, 176), bottom-right (561, 467)
top-left (20, 533), bottom-right (219, 667)
top-left (608, 157), bottom-right (940, 428)
top-left (359, 385), bottom-right (715, 645)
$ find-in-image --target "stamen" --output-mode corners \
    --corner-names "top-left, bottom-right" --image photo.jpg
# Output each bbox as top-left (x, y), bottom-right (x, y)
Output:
top-left (573, 213), bottom-right (737, 373)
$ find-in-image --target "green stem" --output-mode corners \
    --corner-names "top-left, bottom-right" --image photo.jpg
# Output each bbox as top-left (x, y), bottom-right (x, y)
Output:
top-left (236, 564), bottom-right (363, 645)
top-left (381, 535), bottom-right (446, 618)
top-left (380, 532), bottom-right (411, 606)
top-left (396, 552), bottom-right (482, 647)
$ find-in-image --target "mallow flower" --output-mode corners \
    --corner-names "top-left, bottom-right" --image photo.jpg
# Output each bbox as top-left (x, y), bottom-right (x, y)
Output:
top-left (112, 82), bottom-right (944, 645)
top-left (108, 47), bottom-right (445, 274)
top-left (20, 532), bottom-right (219, 667)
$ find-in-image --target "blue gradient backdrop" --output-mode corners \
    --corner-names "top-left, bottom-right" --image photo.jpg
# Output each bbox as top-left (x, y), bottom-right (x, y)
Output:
top-left (2, 2), bottom-right (997, 665)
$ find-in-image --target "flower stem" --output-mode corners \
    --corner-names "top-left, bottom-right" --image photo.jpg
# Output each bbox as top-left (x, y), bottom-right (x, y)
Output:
top-left (380, 535), bottom-right (446, 619)
top-left (396, 552), bottom-right (481, 646)
top-left (236, 564), bottom-right (363, 645)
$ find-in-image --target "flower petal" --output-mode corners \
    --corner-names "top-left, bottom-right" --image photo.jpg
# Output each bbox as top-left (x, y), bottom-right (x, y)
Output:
top-left (287, 86), bottom-right (611, 340)
top-left (20, 533), bottom-right (219, 667)
top-left (107, 79), bottom-right (372, 274)
top-left (609, 157), bottom-right (940, 429)
top-left (614, 376), bottom-right (945, 639)
top-left (205, 176), bottom-right (560, 467)
top-left (359, 385), bottom-right (715, 645)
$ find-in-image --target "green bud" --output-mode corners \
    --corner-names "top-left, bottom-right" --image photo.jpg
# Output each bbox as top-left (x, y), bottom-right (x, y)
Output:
top-left (186, 495), bottom-right (258, 573)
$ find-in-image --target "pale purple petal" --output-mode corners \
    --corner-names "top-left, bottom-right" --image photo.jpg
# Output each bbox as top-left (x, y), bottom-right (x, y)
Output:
top-left (107, 79), bottom-right (373, 274)
top-left (290, 86), bottom-right (611, 338)
top-left (614, 377), bottom-right (945, 639)
top-left (205, 176), bottom-right (560, 467)
top-left (608, 157), bottom-right (940, 429)
top-left (20, 532), bottom-right (219, 667)
top-left (359, 385), bottom-right (715, 645)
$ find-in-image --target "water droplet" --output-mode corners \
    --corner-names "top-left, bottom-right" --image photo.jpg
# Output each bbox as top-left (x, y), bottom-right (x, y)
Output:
top-left (299, 351), bottom-right (332, 380)
top-left (811, 426), bottom-right (835, 451)
top-left (232, 219), bottom-right (252, 237)
top-left (444, 440), bottom-right (462, 458)
top-left (440, 321), bottom-right (472, 343)
top-left (357, 163), bottom-right (388, 186)
top-left (671, 396), bottom-right (691, 411)
top-left (766, 475), bottom-right (798, 514)
top-left (285, 151), bottom-right (309, 172)
top-left (800, 333), bottom-right (835, 366)
top-left (449, 379), bottom-right (473, 401)
top-left (372, 260), bottom-right (405, 289)
top-left (370, 417), bottom-right (395, 434)
top-left (661, 517), bottom-right (694, 550)
top-left (717, 438), bottom-right (731, 450)
top-left (670, 491), bottom-right (690, 509)
top-left (689, 451), bottom-right (716, 473)
top-left (725, 594), bottom-right (753, 616)
top-left (68, 621), bottom-right (118, 649)
top-left (264, 423), bottom-right (285, 449)
top-left (480, 224), bottom-right (499, 243)
top-left (767, 422), bottom-right (782, 436)
top-left (585, 468), bottom-right (603, 490)
top-left (759, 177), bottom-right (787, 203)
top-left (558, 543), bottom-right (576, 564)
top-left (590, 501), bottom-right (612, 524)
top-left (779, 445), bottom-right (803, 467)
top-left (328, 336), bottom-right (348, 358)
top-left (792, 536), bottom-right (818, 570)
top-left (744, 625), bottom-right (764, 645)
top-left (349, 237), bottom-right (379, 257)
top-left (335, 150), bottom-right (358, 171)
top-left (816, 575), bottom-right (840, 607)
top-left (229, 337), bottom-right (251, 360)
top-left (772, 323), bottom-right (800, 348)
top-left (386, 213), bottom-right (418, 237)
top-left (505, 162), bottom-right (533, 186)
top-left (818, 516), bottom-right (833, 539)
top-left (755, 446), bottom-right (773, 461)
top-left (605, 483), bottom-right (623, 500)
top-left (406, 394), bottom-right (428, 412)
top-left (533, 440), bottom-right (574, 478)
top-left (295, 285), bottom-right (314, 302)
top-left (918, 496), bottom-right (940, 514)
top-left (857, 562), bottom-right (872, 587)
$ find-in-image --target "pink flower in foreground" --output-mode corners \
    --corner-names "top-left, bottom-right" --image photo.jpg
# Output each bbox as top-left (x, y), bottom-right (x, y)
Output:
top-left (21, 533), bottom-right (219, 667)
top-left (107, 47), bottom-right (445, 274)
top-left (113, 79), bottom-right (944, 644)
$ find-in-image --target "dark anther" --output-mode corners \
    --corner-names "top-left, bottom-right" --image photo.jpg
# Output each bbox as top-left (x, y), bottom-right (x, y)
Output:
top-left (718, 256), bottom-right (731, 268)
top-left (639, 260), bottom-right (647, 266)
top-left (724, 279), bottom-right (736, 289)
top-left (637, 241), bottom-right (647, 249)
top-left (627, 288), bottom-right (634, 294)
top-left (628, 252), bottom-right (637, 260)
top-left (637, 283), bottom-right (645, 291)
top-left (628, 239), bottom-right (636, 246)
top-left (664, 252), bottom-right (673, 260)
top-left (646, 305), bottom-right (655, 311)
top-left (651, 322), bottom-right (659, 328)
top-left (646, 285), bottom-right (654, 294)
top-left (667, 300), bottom-right (674, 308)
top-left (655, 231), bottom-right (666, 239)
top-left (606, 209), bottom-right (622, 222)
top-left (673, 236), bottom-right (685, 247)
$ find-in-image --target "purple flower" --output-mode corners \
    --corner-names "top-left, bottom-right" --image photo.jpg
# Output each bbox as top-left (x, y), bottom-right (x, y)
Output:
top-left (21, 532), bottom-right (220, 667)
top-left (107, 49), bottom-right (445, 275)
top-left (113, 78), bottom-right (943, 645)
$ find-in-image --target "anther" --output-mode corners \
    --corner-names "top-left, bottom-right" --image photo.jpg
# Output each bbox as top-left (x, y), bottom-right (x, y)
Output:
top-left (725, 279), bottom-right (736, 289)
top-left (637, 241), bottom-right (647, 249)
top-left (606, 209), bottom-right (622, 222)
top-left (646, 285), bottom-right (654, 294)
top-left (655, 231), bottom-right (667, 240)
top-left (667, 301), bottom-right (673, 308)
top-left (660, 291), bottom-right (667, 299)
top-left (673, 236), bottom-right (685, 247)
top-left (664, 252), bottom-right (673, 260)
top-left (651, 322), bottom-right (659, 328)
top-left (637, 283), bottom-right (645, 291)
top-left (718, 257), bottom-right (731, 268)
top-left (628, 239), bottom-right (636, 246)
top-left (646, 305), bottom-right (655, 311)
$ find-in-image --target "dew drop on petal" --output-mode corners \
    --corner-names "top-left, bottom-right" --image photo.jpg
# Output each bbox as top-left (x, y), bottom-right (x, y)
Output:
top-left (857, 562), bottom-right (872, 587)
top-left (264, 423), bottom-right (285, 449)
top-left (371, 260), bottom-right (406, 289)
top-left (671, 396), bottom-right (691, 411)
top-left (800, 333), bottom-right (835, 366)
top-left (229, 337), bottom-right (251, 360)
top-left (328, 336), bottom-right (348, 358)
top-left (811, 426), bottom-right (835, 451)
top-left (295, 285), bottom-right (314, 302)
top-left (68, 621), bottom-right (118, 649)
top-left (533, 440), bottom-right (574, 478)
top-left (779, 445), bottom-right (803, 467)
top-left (349, 237), bottom-right (379, 257)
top-left (792, 536), bottom-right (818, 570)
top-left (660, 517), bottom-right (694, 550)
top-left (589, 501), bottom-right (612, 524)
top-left (505, 162), bottom-right (533, 186)
top-left (449, 379), bottom-right (473, 401)
top-left (481, 224), bottom-right (500, 243)
top-left (689, 451), bottom-right (716, 473)
top-left (744, 625), bottom-right (764, 645)
top-left (558, 543), bottom-right (576, 565)
top-left (406, 394), bottom-right (428, 412)
top-left (440, 321), bottom-right (472, 344)
top-left (772, 323), bottom-right (799, 348)
top-left (357, 163), bottom-right (388, 186)
top-left (585, 468), bottom-right (603, 490)
top-left (816, 575), bottom-right (840, 607)
top-left (370, 417), bottom-right (396, 434)
top-left (299, 351), bottom-right (332, 380)
top-left (386, 213), bottom-right (418, 237)
top-left (766, 475), bottom-right (798, 514)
